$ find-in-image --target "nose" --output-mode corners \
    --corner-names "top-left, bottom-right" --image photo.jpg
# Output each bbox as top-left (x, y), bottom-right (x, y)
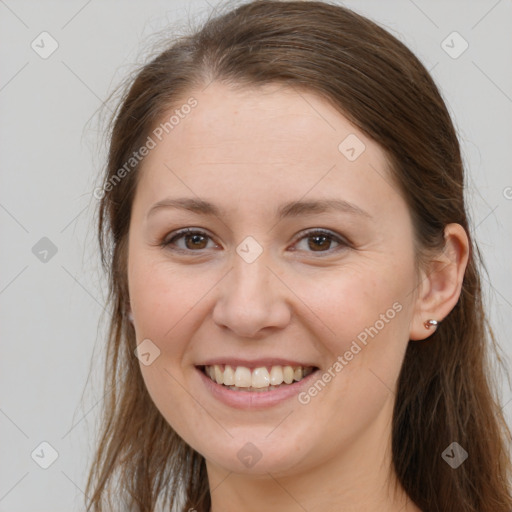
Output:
top-left (211, 250), bottom-right (291, 338)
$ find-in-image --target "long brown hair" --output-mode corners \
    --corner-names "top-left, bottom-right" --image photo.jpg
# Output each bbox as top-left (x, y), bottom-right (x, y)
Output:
top-left (86, 1), bottom-right (512, 510)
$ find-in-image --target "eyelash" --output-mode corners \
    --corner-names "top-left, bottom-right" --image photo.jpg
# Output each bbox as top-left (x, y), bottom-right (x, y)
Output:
top-left (160, 228), bottom-right (350, 256)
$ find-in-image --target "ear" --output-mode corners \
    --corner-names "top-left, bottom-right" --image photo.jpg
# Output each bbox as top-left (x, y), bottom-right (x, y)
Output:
top-left (409, 223), bottom-right (469, 341)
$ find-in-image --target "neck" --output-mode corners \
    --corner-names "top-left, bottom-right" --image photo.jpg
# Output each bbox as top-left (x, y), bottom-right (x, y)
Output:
top-left (205, 396), bottom-right (422, 512)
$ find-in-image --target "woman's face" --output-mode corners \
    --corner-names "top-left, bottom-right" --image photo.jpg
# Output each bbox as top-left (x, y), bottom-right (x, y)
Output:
top-left (127, 81), bottom-right (421, 476)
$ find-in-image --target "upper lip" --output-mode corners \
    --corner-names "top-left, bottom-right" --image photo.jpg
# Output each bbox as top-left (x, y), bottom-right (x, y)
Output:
top-left (197, 358), bottom-right (318, 369)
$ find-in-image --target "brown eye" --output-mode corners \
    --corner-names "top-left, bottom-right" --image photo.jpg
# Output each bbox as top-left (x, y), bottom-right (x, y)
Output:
top-left (293, 229), bottom-right (348, 254)
top-left (161, 228), bottom-right (348, 256)
top-left (307, 234), bottom-right (332, 251)
top-left (162, 229), bottom-right (216, 252)
top-left (183, 233), bottom-right (208, 250)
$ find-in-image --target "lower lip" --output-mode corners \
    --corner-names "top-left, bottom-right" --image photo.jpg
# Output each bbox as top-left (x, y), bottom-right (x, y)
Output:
top-left (195, 366), bottom-right (320, 409)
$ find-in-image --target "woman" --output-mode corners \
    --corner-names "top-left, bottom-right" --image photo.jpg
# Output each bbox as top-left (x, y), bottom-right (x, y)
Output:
top-left (86, 1), bottom-right (512, 510)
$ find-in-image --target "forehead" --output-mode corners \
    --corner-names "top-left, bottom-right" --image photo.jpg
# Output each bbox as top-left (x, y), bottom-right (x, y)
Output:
top-left (161, 82), bottom-right (373, 165)
top-left (133, 81), bottom-right (401, 220)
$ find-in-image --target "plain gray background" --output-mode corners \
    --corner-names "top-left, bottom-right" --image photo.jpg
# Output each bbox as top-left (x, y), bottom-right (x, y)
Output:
top-left (1, 0), bottom-right (511, 510)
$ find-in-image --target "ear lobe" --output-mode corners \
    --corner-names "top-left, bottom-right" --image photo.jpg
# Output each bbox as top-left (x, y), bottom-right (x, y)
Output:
top-left (409, 223), bottom-right (469, 341)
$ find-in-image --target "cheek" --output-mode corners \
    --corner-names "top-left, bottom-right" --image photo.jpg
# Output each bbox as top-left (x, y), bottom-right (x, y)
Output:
top-left (128, 257), bottom-right (211, 441)
top-left (290, 263), bottom-right (413, 434)
top-left (295, 261), bottom-right (411, 350)
top-left (128, 255), bottom-right (203, 343)
top-left (292, 258), bottom-right (415, 412)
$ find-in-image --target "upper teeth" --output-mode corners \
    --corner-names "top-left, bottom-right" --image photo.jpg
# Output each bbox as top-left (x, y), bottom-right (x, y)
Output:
top-left (204, 364), bottom-right (314, 388)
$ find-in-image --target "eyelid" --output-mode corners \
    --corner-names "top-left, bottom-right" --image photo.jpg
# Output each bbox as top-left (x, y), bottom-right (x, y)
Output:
top-left (162, 227), bottom-right (219, 252)
top-left (290, 228), bottom-right (350, 254)
top-left (293, 228), bottom-right (350, 246)
top-left (161, 227), bottom-right (351, 254)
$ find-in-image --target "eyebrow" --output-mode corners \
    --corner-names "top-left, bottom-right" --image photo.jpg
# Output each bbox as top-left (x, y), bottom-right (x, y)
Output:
top-left (147, 197), bottom-right (372, 220)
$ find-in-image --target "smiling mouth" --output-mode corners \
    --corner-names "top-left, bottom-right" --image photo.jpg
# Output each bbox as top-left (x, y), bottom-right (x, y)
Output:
top-left (198, 364), bottom-right (319, 392)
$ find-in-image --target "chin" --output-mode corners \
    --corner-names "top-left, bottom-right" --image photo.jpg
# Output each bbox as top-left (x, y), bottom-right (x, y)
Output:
top-left (195, 433), bottom-right (314, 477)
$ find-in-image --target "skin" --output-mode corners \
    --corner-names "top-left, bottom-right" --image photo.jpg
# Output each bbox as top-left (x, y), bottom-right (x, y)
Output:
top-left (127, 81), bottom-right (469, 512)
